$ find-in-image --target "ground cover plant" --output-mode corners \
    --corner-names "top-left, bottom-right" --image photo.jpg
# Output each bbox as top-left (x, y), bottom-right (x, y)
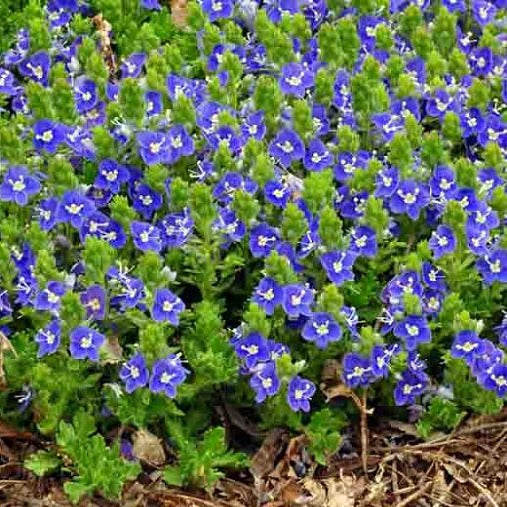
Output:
top-left (0, 0), bottom-right (506, 503)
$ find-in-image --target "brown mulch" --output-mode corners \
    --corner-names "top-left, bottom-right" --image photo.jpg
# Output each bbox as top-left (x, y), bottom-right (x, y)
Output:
top-left (1, 408), bottom-right (507, 507)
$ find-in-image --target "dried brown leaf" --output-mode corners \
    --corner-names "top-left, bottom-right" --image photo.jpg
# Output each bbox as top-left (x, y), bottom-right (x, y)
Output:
top-left (387, 420), bottom-right (420, 438)
top-left (250, 428), bottom-right (289, 481)
top-left (298, 476), bottom-right (366, 507)
top-left (132, 429), bottom-right (166, 467)
top-left (321, 359), bottom-right (342, 385)
top-left (101, 336), bottom-right (123, 363)
top-left (322, 383), bottom-right (355, 402)
top-left (91, 14), bottom-right (116, 74)
top-left (170, 0), bottom-right (188, 27)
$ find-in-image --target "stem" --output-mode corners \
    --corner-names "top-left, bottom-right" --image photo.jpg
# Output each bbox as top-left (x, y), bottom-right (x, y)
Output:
top-left (361, 389), bottom-right (368, 474)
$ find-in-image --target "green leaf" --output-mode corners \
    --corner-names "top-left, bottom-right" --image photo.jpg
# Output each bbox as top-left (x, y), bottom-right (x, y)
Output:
top-left (64, 481), bottom-right (94, 504)
top-left (163, 466), bottom-right (184, 486)
top-left (24, 451), bottom-right (61, 477)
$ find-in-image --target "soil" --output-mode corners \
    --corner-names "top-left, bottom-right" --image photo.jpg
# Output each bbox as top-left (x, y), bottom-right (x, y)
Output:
top-left (1, 409), bottom-right (506, 507)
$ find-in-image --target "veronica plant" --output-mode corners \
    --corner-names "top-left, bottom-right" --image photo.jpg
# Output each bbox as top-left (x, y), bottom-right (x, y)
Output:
top-left (0, 0), bottom-right (506, 502)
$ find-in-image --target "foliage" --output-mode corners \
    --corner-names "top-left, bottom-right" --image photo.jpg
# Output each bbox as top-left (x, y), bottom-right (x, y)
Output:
top-left (0, 0), bottom-right (506, 502)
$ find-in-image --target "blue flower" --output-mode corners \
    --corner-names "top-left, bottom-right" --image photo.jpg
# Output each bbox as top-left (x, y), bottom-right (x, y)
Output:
top-left (394, 315), bottom-right (431, 350)
top-left (213, 207), bottom-right (245, 245)
top-left (451, 330), bottom-right (485, 366)
top-left (394, 369), bottom-right (428, 406)
top-left (264, 179), bottom-right (291, 208)
top-left (467, 202), bottom-right (500, 230)
top-left (74, 77), bottom-right (98, 113)
top-left (241, 110), bottom-right (266, 141)
top-left (14, 273), bottom-right (37, 306)
top-left (389, 180), bottom-right (430, 220)
top-left (480, 363), bottom-right (507, 398)
top-left (131, 221), bottom-right (163, 252)
top-left (234, 332), bottom-right (271, 369)
top-left (269, 129), bottom-right (304, 167)
top-left (207, 125), bottom-right (242, 153)
top-left (34, 319), bottom-right (61, 358)
top-left (53, 0), bottom-right (79, 11)
top-left (460, 108), bottom-right (486, 138)
top-left (425, 89), bottom-right (455, 119)
top-left (476, 249), bottom-right (507, 285)
top-left (454, 187), bottom-right (481, 213)
top-left (494, 315), bottom-right (507, 348)
top-left (213, 172), bottom-right (257, 204)
top-left (0, 68), bottom-right (19, 95)
top-left (320, 250), bottom-right (356, 286)
top-left (145, 90), bottom-right (163, 116)
top-left (421, 262), bottom-right (447, 293)
top-left (303, 138), bottom-right (333, 171)
top-left (121, 53), bottom-right (146, 79)
top-left (56, 190), bottom-right (95, 228)
top-left (87, 186), bottom-right (113, 208)
top-left (279, 62), bottom-right (314, 97)
top-left (149, 354), bottom-right (189, 398)
top-left (109, 272), bottom-right (145, 311)
top-left (335, 151), bottom-right (369, 182)
top-left (0, 166), bottom-right (40, 206)
top-left (80, 212), bottom-right (126, 249)
top-left (472, 0), bottom-right (497, 26)
top-left (391, 97), bottom-right (421, 121)
top-left (370, 344), bottom-right (400, 378)
top-left (371, 113), bottom-right (404, 141)
top-left (94, 159), bottom-right (130, 194)
top-left (340, 190), bottom-right (368, 220)
top-left (466, 224), bottom-right (490, 256)
top-left (249, 223), bottom-right (280, 258)
top-left (442, 0), bottom-right (465, 11)
top-left (249, 361), bottom-right (280, 403)
top-left (4, 28), bottom-right (29, 66)
top-left (287, 376), bottom-right (316, 412)
top-left (422, 289), bottom-right (443, 315)
top-left (471, 339), bottom-right (503, 379)
top-left (33, 119), bottom-right (65, 153)
top-left (158, 209), bottom-right (194, 248)
top-left (429, 166), bottom-right (457, 200)
top-left (37, 197), bottom-right (59, 231)
top-left (311, 103), bottom-right (330, 135)
top-left (252, 277), bottom-right (283, 315)
top-left (69, 326), bottom-right (105, 361)
top-left (34, 281), bottom-right (67, 313)
top-left (298, 219), bottom-right (320, 258)
top-left (136, 131), bottom-right (170, 165)
top-left (374, 166), bottom-right (399, 198)
top-left (202, 0), bottom-right (234, 21)
top-left (80, 285), bottom-right (107, 320)
top-left (358, 15), bottom-right (385, 51)
top-left (343, 353), bottom-right (373, 388)
top-left (349, 226), bottom-right (377, 258)
top-left (166, 124), bottom-right (195, 162)
top-left (282, 284), bottom-right (314, 318)
top-left (140, 0), bottom-right (161, 9)
top-left (120, 353), bottom-right (150, 393)
top-left (106, 81), bottom-right (119, 101)
top-left (477, 169), bottom-right (502, 198)
top-left (429, 225), bottom-right (456, 259)
top-left (131, 184), bottom-right (163, 220)
top-left (0, 291), bottom-right (12, 318)
top-left (151, 288), bottom-right (185, 325)
top-left (18, 51), bottom-right (50, 86)
top-left (302, 312), bottom-right (342, 349)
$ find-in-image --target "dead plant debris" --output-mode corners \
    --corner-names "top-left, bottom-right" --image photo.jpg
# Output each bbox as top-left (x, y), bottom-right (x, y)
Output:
top-left (1, 410), bottom-right (506, 506)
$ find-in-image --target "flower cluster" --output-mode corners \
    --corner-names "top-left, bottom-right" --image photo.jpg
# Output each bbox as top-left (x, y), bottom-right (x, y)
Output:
top-left (0, 0), bottom-right (506, 449)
